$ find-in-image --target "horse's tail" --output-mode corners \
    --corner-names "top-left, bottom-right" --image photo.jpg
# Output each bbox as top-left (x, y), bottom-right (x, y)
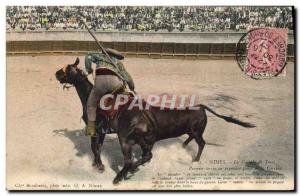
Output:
top-left (200, 104), bottom-right (255, 128)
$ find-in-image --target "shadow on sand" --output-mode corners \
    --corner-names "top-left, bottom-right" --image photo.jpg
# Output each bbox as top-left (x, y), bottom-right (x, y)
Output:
top-left (53, 128), bottom-right (224, 175)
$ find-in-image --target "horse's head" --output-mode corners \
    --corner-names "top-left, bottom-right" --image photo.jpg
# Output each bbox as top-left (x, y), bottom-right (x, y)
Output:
top-left (55, 57), bottom-right (81, 85)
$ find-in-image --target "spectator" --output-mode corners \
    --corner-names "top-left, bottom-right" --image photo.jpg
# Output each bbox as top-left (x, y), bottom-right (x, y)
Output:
top-left (6, 6), bottom-right (294, 32)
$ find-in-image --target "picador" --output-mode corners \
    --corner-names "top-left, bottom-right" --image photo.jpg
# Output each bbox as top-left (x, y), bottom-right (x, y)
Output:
top-left (85, 48), bottom-right (135, 136)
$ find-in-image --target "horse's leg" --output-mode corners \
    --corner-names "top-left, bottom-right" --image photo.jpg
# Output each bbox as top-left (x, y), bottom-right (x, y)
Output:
top-left (97, 133), bottom-right (106, 171)
top-left (113, 139), bottom-right (135, 184)
top-left (91, 135), bottom-right (99, 165)
top-left (91, 133), bottom-right (105, 172)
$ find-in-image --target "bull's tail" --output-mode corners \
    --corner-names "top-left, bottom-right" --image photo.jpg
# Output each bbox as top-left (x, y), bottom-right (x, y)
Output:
top-left (200, 104), bottom-right (255, 128)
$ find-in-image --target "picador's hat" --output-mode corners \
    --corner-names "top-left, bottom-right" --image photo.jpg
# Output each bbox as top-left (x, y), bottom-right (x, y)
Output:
top-left (104, 48), bottom-right (124, 60)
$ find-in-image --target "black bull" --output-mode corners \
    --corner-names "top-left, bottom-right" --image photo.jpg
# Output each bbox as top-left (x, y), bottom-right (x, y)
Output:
top-left (55, 58), bottom-right (255, 184)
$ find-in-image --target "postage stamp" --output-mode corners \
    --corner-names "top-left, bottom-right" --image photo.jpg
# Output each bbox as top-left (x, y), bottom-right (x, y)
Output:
top-left (236, 28), bottom-right (288, 79)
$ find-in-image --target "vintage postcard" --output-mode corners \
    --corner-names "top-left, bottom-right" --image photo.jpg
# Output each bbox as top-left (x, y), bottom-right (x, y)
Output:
top-left (6, 6), bottom-right (295, 190)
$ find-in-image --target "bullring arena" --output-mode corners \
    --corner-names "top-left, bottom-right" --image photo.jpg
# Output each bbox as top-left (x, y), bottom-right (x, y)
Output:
top-left (6, 30), bottom-right (294, 190)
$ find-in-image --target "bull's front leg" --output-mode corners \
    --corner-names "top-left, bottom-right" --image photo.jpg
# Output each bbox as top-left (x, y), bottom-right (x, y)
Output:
top-left (130, 139), bottom-right (154, 173)
top-left (91, 133), bottom-right (105, 172)
top-left (113, 139), bottom-right (135, 184)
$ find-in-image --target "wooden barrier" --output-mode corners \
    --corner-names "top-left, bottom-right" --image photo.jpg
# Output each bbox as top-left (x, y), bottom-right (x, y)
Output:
top-left (6, 41), bottom-right (294, 61)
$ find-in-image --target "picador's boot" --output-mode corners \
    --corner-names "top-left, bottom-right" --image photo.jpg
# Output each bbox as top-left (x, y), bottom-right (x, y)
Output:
top-left (86, 121), bottom-right (96, 136)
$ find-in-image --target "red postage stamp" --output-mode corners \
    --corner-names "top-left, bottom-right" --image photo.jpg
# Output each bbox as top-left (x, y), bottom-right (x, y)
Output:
top-left (237, 28), bottom-right (288, 79)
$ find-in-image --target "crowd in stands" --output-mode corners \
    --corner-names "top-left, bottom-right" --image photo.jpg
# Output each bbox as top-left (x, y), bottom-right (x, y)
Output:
top-left (6, 6), bottom-right (293, 32)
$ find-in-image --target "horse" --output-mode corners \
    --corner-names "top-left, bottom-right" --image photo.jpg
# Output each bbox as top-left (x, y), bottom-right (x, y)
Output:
top-left (55, 58), bottom-right (107, 172)
top-left (55, 58), bottom-right (255, 184)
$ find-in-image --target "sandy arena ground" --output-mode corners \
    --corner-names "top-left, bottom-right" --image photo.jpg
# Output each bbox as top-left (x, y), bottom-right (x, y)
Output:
top-left (6, 55), bottom-right (294, 190)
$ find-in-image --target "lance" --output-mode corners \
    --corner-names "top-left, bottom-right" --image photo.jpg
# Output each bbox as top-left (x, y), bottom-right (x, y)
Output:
top-left (80, 18), bottom-right (126, 83)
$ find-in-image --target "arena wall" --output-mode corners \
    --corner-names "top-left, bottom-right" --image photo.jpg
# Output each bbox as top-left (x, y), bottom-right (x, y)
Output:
top-left (6, 31), bottom-right (295, 60)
